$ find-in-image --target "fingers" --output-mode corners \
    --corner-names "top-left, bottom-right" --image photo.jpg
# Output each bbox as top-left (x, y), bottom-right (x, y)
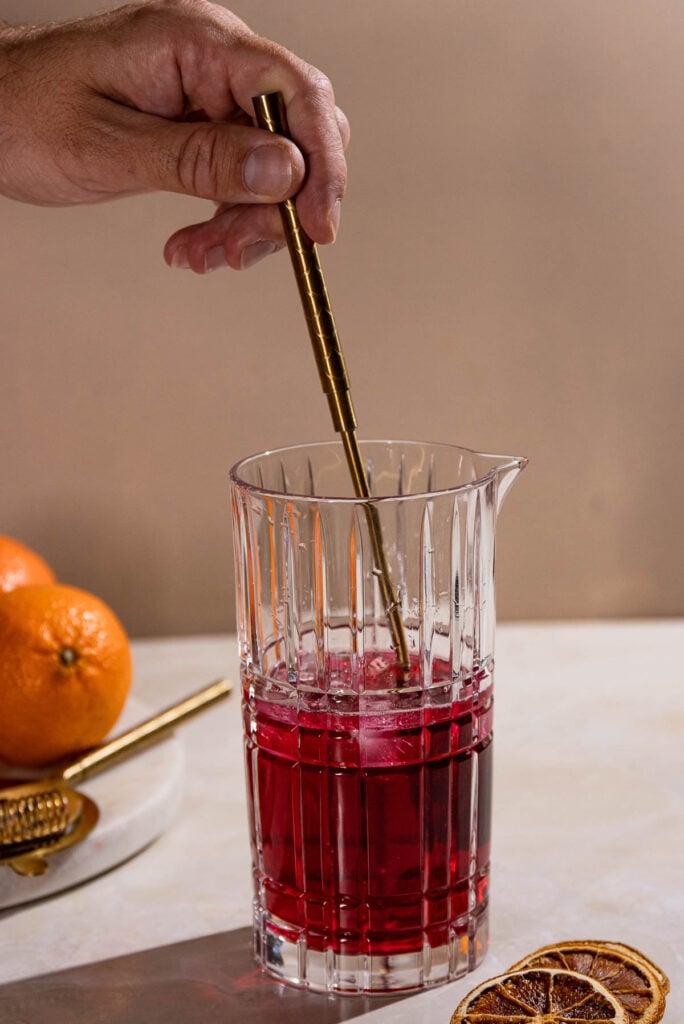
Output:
top-left (162, 98), bottom-right (350, 272)
top-left (215, 34), bottom-right (348, 244)
top-left (164, 202), bottom-right (285, 272)
top-left (159, 98), bottom-right (350, 274)
top-left (108, 95), bottom-right (347, 263)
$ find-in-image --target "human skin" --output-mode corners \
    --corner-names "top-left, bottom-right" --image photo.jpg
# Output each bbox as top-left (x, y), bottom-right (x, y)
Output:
top-left (0, 0), bottom-right (349, 271)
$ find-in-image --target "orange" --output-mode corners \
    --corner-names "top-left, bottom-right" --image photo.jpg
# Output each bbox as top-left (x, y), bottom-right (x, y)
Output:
top-left (0, 535), bottom-right (56, 593)
top-left (510, 941), bottom-right (667, 1024)
top-left (0, 584), bottom-right (132, 768)
top-left (450, 967), bottom-right (627, 1024)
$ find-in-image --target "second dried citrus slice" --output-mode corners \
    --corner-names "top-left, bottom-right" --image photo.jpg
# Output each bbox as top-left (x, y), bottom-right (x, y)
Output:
top-left (450, 967), bottom-right (626, 1023)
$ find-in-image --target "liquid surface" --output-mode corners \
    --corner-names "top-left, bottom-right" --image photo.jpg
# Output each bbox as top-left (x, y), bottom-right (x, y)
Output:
top-left (243, 652), bottom-right (492, 958)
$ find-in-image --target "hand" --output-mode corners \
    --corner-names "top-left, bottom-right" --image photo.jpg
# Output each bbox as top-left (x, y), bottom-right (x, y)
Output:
top-left (0, 0), bottom-right (349, 271)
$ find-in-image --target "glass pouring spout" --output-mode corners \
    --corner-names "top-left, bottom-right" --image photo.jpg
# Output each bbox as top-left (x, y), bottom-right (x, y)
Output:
top-left (459, 446), bottom-right (528, 513)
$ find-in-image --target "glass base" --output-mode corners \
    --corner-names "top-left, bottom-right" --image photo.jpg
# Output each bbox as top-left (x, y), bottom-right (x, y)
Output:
top-left (253, 903), bottom-right (489, 994)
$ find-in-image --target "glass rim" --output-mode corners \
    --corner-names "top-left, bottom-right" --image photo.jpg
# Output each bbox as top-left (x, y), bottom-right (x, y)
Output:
top-left (229, 438), bottom-right (527, 504)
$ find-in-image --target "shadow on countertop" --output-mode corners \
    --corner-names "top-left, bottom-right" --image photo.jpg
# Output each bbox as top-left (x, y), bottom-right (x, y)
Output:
top-left (0, 927), bottom-right (410, 1023)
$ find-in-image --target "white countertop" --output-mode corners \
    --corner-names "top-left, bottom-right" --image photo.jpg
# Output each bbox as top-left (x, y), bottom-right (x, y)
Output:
top-left (1, 621), bottom-right (682, 1021)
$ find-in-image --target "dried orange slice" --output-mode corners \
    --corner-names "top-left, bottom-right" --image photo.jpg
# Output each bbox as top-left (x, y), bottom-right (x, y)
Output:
top-left (450, 967), bottom-right (626, 1023)
top-left (510, 942), bottom-right (666, 1024)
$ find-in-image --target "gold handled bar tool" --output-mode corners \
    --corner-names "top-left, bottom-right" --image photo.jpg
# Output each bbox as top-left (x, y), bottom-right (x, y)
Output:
top-left (253, 91), bottom-right (410, 672)
top-left (0, 678), bottom-right (232, 875)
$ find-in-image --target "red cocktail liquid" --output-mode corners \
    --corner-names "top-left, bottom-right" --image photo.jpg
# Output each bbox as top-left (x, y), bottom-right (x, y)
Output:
top-left (243, 653), bottom-right (492, 961)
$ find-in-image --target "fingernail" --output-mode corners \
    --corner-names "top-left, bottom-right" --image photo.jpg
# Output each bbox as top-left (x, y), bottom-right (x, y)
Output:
top-left (241, 240), bottom-right (278, 270)
top-left (330, 199), bottom-right (342, 241)
top-left (170, 245), bottom-right (189, 269)
top-left (204, 246), bottom-right (227, 273)
top-left (244, 145), bottom-right (292, 197)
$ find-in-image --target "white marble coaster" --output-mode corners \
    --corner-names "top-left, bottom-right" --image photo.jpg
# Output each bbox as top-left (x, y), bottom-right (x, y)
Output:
top-left (0, 698), bottom-right (184, 910)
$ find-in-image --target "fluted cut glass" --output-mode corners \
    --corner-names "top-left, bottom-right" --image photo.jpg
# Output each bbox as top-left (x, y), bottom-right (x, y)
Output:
top-left (229, 440), bottom-right (525, 994)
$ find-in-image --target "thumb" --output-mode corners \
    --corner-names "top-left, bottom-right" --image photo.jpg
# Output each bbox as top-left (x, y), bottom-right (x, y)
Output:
top-left (107, 107), bottom-right (305, 203)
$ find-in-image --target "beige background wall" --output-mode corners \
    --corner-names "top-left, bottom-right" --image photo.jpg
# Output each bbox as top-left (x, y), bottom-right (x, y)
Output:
top-left (1, 0), bottom-right (683, 638)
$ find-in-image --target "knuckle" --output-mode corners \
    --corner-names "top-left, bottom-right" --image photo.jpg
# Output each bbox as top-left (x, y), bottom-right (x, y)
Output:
top-left (304, 66), bottom-right (335, 104)
top-left (174, 123), bottom-right (234, 198)
top-left (292, 66), bottom-right (337, 123)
